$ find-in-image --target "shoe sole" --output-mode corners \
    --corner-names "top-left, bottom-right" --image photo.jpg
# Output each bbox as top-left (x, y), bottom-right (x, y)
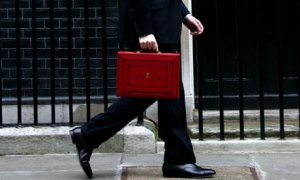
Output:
top-left (163, 173), bottom-right (215, 178)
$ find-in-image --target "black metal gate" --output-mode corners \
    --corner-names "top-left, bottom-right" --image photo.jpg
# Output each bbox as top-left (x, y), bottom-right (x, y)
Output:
top-left (0, 0), bottom-right (119, 126)
top-left (1, 0), bottom-right (300, 141)
top-left (192, 0), bottom-right (300, 139)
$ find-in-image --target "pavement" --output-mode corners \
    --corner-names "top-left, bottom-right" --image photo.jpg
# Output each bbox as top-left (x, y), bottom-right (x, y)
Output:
top-left (1, 152), bottom-right (300, 180)
top-left (1, 116), bottom-right (300, 180)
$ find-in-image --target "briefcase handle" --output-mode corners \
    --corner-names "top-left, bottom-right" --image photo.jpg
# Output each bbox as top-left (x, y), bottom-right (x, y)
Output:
top-left (137, 48), bottom-right (161, 54)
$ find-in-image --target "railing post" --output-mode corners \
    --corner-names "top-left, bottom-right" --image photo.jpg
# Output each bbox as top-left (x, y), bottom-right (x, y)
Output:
top-left (136, 113), bottom-right (144, 126)
top-left (255, 0), bottom-right (266, 140)
top-left (15, 0), bottom-right (22, 125)
top-left (235, 0), bottom-right (244, 140)
top-left (84, 0), bottom-right (91, 122)
top-left (49, 0), bottom-right (56, 125)
top-left (192, 0), bottom-right (204, 141)
top-left (101, 0), bottom-right (108, 111)
top-left (67, 0), bottom-right (73, 126)
top-left (31, 0), bottom-right (38, 126)
top-left (195, 36), bottom-right (204, 141)
top-left (298, 49), bottom-right (300, 139)
top-left (296, 0), bottom-right (300, 138)
top-left (215, 0), bottom-right (225, 140)
top-left (0, 29), bottom-right (2, 126)
top-left (276, 0), bottom-right (285, 140)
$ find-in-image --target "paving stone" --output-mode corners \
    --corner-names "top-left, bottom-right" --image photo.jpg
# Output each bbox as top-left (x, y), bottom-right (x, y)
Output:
top-left (121, 166), bottom-right (259, 180)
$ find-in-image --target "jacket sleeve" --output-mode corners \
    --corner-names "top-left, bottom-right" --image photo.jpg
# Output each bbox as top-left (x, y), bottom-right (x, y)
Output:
top-left (180, 1), bottom-right (190, 20)
top-left (129, 0), bottom-right (153, 37)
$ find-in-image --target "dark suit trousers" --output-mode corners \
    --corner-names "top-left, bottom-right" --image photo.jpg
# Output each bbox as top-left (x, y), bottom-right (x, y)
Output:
top-left (81, 44), bottom-right (196, 165)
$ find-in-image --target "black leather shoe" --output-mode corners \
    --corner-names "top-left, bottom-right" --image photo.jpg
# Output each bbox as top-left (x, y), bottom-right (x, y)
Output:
top-left (162, 163), bottom-right (216, 178)
top-left (70, 126), bottom-right (93, 178)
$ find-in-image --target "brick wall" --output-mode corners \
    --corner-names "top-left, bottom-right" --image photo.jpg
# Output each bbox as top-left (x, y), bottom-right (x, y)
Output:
top-left (0, 0), bottom-right (119, 104)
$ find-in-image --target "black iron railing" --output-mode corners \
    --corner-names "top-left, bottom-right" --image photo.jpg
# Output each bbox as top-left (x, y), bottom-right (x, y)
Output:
top-left (193, 0), bottom-right (300, 140)
top-left (0, 0), bottom-right (299, 141)
top-left (0, 0), bottom-right (113, 126)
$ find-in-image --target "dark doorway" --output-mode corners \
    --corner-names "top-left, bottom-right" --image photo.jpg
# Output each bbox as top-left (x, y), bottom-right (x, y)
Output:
top-left (192, 0), bottom-right (300, 110)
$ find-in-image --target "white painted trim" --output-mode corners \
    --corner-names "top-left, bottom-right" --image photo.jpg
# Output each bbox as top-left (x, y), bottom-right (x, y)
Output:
top-left (181, 0), bottom-right (195, 122)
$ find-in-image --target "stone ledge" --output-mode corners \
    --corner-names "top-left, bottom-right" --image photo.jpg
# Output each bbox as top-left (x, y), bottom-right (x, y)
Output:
top-left (0, 125), bottom-right (156, 155)
top-left (2, 126), bottom-right (299, 155)
top-left (157, 139), bottom-right (300, 154)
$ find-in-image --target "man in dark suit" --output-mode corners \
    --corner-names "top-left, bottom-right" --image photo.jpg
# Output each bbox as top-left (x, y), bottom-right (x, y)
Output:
top-left (70, 0), bottom-right (216, 178)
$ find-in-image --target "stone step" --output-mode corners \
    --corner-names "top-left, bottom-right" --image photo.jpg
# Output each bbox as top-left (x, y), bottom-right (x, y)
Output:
top-left (190, 109), bottom-right (299, 139)
top-left (0, 123), bottom-right (155, 155)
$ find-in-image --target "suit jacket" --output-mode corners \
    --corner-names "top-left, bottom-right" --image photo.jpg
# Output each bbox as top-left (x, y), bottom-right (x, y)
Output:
top-left (119, 0), bottom-right (190, 48)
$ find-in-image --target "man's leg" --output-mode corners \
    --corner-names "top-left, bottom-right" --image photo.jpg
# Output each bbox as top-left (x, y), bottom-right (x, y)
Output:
top-left (70, 97), bottom-right (155, 178)
top-left (158, 83), bottom-right (216, 178)
top-left (158, 82), bottom-right (196, 165)
top-left (81, 97), bottom-right (156, 147)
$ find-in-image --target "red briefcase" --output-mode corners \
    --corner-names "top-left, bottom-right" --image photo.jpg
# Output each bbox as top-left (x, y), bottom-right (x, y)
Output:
top-left (116, 51), bottom-right (180, 99)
